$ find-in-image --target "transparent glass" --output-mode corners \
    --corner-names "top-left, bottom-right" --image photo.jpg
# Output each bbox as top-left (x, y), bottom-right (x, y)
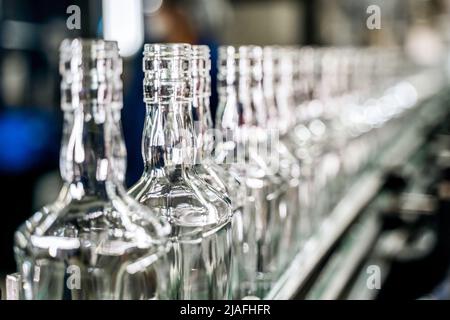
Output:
top-left (190, 45), bottom-right (240, 201)
top-left (287, 48), bottom-right (343, 227)
top-left (289, 47), bottom-right (409, 232)
top-left (215, 45), bottom-right (292, 297)
top-left (263, 47), bottom-right (306, 261)
top-left (189, 45), bottom-right (246, 299)
top-left (13, 39), bottom-right (171, 300)
top-left (128, 43), bottom-right (233, 300)
top-left (287, 47), bottom-right (319, 233)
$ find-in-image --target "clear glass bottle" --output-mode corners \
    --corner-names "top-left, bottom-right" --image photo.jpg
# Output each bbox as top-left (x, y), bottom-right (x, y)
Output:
top-left (190, 45), bottom-right (246, 299)
top-left (289, 47), bottom-right (319, 233)
top-left (291, 48), bottom-right (342, 223)
top-left (262, 47), bottom-right (303, 266)
top-left (128, 43), bottom-right (233, 300)
top-left (190, 45), bottom-right (241, 203)
top-left (215, 45), bottom-right (286, 297)
top-left (13, 38), bottom-right (171, 300)
top-left (216, 46), bottom-right (262, 299)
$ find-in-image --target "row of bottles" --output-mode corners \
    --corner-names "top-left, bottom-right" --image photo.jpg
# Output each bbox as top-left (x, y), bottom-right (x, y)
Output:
top-left (12, 38), bottom-right (414, 300)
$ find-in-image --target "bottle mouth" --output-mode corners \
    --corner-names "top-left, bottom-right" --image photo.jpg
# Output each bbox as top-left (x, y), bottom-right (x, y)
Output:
top-left (239, 45), bottom-right (263, 59)
top-left (244, 46), bottom-right (264, 80)
top-left (192, 45), bottom-right (210, 58)
top-left (263, 46), bottom-right (282, 75)
top-left (218, 46), bottom-right (238, 82)
top-left (218, 45), bottom-right (262, 60)
top-left (192, 45), bottom-right (210, 72)
top-left (59, 38), bottom-right (122, 78)
top-left (59, 38), bottom-right (120, 62)
top-left (143, 43), bottom-right (191, 58)
top-left (277, 48), bottom-right (295, 77)
top-left (143, 43), bottom-right (192, 103)
top-left (218, 45), bottom-right (263, 80)
top-left (143, 43), bottom-right (192, 82)
top-left (59, 38), bottom-right (123, 110)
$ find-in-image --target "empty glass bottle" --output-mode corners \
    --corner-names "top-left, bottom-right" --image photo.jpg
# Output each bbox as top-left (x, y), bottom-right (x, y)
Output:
top-left (216, 46), bottom-right (263, 299)
top-left (189, 45), bottom-right (245, 299)
top-left (215, 45), bottom-right (287, 297)
top-left (13, 38), bottom-right (171, 300)
top-left (190, 45), bottom-right (241, 203)
top-left (288, 47), bottom-right (318, 236)
top-left (289, 48), bottom-right (342, 224)
top-left (263, 47), bottom-right (304, 261)
top-left (128, 43), bottom-right (233, 300)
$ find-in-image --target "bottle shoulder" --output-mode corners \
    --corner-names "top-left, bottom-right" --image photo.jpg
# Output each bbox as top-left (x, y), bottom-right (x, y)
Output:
top-left (14, 183), bottom-right (171, 252)
top-left (194, 163), bottom-right (229, 194)
top-left (129, 167), bottom-right (232, 229)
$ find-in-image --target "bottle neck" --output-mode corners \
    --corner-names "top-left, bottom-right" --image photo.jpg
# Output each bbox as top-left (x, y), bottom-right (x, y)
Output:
top-left (218, 76), bottom-right (267, 130)
top-left (217, 81), bottom-right (246, 135)
top-left (263, 72), bottom-right (280, 131)
top-left (60, 102), bottom-right (126, 197)
top-left (216, 81), bottom-right (270, 168)
top-left (192, 96), bottom-right (213, 163)
top-left (191, 46), bottom-right (212, 162)
top-left (142, 101), bottom-right (195, 173)
top-left (275, 52), bottom-right (296, 135)
top-left (240, 61), bottom-right (267, 130)
top-left (216, 48), bottom-right (270, 168)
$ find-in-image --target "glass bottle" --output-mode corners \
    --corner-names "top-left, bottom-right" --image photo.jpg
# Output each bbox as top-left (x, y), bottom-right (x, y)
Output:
top-left (262, 47), bottom-right (303, 266)
top-left (291, 48), bottom-right (342, 223)
top-left (215, 46), bottom-right (262, 299)
top-left (13, 38), bottom-right (171, 300)
top-left (190, 45), bottom-right (241, 203)
top-left (289, 47), bottom-right (319, 233)
top-left (190, 45), bottom-right (246, 299)
top-left (128, 43), bottom-right (233, 300)
top-left (215, 45), bottom-right (286, 297)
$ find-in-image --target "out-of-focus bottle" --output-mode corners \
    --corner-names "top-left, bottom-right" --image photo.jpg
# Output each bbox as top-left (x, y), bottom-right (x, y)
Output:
top-left (14, 38), bottom-right (171, 300)
top-left (215, 46), bottom-right (260, 299)
top-left (191, 45), bottom-right (242, 207)
top-left (190, 45), bottom-right (245, 299)
top-left (128, 43), bottom-right (233, 300)
top-left (289, 47), bottom-right (319, 232)
top-left (263, 46), bottom-right (303, 265)
top-left (216, 45), bottom-right (288, 297)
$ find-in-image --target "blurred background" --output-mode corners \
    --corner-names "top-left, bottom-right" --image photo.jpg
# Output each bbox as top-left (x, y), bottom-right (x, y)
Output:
top-left (0, 0), bottom-right (450, 299)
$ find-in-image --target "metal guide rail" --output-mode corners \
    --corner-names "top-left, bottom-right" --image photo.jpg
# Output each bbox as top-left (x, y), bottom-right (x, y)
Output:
top-left (265, 171), bottom-right (382, 300)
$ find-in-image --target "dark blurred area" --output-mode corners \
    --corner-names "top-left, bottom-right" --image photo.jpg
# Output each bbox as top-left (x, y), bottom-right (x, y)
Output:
top-left (0, 0), bottom-right (449, 298)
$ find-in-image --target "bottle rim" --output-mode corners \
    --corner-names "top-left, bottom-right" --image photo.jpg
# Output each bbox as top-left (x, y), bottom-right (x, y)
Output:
top-left (192, 44), bottom-right (210, 57)
top-left (59, 38), bottom-right (119, 59)
top-left (143, 43), bottom-right (191, 57)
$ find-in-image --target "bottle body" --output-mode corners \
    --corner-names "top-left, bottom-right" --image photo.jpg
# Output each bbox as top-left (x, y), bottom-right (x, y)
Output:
top-left (14, 185), bottom-right (170, 300)
top-left (215, 45), bottom-right (297, 297)
top-left (129, 165), bottom-right (233, 300)
top-left (264, 47), bottom-right (304, 266)
top-left (171, 213), bottom-right (232, 299)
